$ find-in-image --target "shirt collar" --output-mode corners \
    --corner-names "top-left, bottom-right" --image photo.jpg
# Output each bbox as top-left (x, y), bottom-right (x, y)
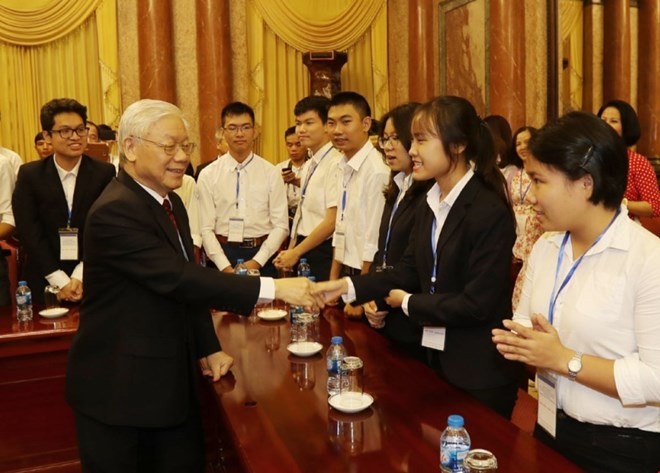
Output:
top-left (342, 140), bottom-right (375, 172)
top-left (426, 167), bottom-right (475, 209)
top-left (393, 171), bottom-right (412, 192)
top-left (548, 204), bottom-right (631, 254)
top-left (53, 155), bottom-right (82, 180)
top-left (311, 141), bottom-right (333, 164)
top-left (133, 178), bottom-right (167, 206)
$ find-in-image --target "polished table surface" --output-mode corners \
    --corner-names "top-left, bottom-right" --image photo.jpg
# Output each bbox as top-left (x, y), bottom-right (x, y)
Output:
top-left (208, 306), bottom-right (583, 473)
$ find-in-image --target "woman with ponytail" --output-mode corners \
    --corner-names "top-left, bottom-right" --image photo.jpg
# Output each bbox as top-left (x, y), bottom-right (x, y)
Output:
top-left (314, 96), bottom-right (523, 419)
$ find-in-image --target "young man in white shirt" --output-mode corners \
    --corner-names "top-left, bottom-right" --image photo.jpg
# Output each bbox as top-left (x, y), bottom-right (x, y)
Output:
top-left (327, 92), bottom-right (390, 317)
top-left (275, 126), bottom-right (307, 226)
top-left (198, 102), bottom-right (288, 277)
top-left (274, 96), bottom-right (341, 280)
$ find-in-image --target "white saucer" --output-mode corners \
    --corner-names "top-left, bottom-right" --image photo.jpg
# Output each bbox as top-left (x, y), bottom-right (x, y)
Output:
top-left (257, 308), bottom-right (287, 321)
top-left (39, 307), bottom-right (69, 319)
top-left (328, 392), bottom-right (374, 414)
top-left (286, 341), bottom-right (323, 357)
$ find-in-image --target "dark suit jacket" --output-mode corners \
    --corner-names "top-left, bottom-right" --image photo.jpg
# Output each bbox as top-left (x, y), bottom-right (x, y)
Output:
top-left (353, 174), bottom-right (521, 391)
top-left (11, 155), bottom-right (115, 302)
top-left (66, 171), bottom-right (261, 428)
top-left (370, 180), bottom-right (432, 345)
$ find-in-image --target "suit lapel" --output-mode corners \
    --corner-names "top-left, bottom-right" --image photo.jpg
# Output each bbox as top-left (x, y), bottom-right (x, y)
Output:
top-left (71, 157), bottom-right (91, 226)
top-left (117, 172), bottom-right (185, 256)
top-left (45, 157), bottom-right (69, 223)
top-left (170, 194), bottom-right (194, 261)
top-left (435, 175), bottom-right (479, 253)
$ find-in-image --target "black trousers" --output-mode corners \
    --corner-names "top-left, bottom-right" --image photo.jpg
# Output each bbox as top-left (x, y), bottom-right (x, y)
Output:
top-left (74, 408), bottom-right (204, 473)
top-left (296, 237), bottom-right (333, 281)
top-left (0, 255), bottom-right (10, 306)
top-left (534, 410), bottom-right (660, 473)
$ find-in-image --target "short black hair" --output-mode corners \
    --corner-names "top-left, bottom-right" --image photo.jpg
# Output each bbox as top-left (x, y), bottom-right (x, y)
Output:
top-left (329, 91), bottom-right (371, 119)
top-left (284, 126), bottom-right (297, 138)
top-left (40, 98), bottom-right (87, 131)
top-left (294, 95), bottom-right (331, 123)
top-left (597, 99), bottom-right (641, 146)
top-left (98, 124), bottom-right (116, 141)
top-left (34, 131), bottom-right (45, 143)
top-left (529, 111), bottom-right (628, 210)
top-left (221, 102), bottom-right (255, 127)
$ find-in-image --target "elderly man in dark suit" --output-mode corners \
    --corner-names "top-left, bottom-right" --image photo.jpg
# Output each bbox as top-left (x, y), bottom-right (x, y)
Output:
top-left (66, 99), bottom-right (318, 473)
top-left (12, 98), bottom-right (116, 303)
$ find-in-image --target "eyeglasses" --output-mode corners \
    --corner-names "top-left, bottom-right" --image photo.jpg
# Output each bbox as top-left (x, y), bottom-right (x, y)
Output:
top-left (50, 126), bottom-right (89, 139)
top-left (378, 134), bottom-right (401, 148)
top-left (223, 124), bottom-right (254, 135)
top-left (134, 136), bottom-right (197, 156)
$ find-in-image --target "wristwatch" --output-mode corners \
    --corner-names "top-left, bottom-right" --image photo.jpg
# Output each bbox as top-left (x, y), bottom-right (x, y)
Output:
top-left (567, 351), bottom-right (583, 380)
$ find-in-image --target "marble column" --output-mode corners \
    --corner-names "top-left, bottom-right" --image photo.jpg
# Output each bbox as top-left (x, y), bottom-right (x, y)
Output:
top-left (137, 0), bottom-right (176, 102)
top-left (637, 0), bottom-right (660, 157)
top-left (583, 1), bottom-right (604, 113)
top-left (196, 0), bottom-right (233, 163)
top-left (489, 0), bottom-right (525, 129)
top-left (408, 0), bottom-right (434, 102)
top-left (602, 0), bottom-right (631, 102)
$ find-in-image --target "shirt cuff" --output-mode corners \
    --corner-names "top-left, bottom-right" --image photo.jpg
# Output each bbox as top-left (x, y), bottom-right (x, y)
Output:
top-left (613, 354), bottom-right (646, 406)
top-left (257, 277), bottom-right (275, 304)
top-left (46, 270), bottom-right (71, 289)
top-left (401, 294), bottom-right (412, 316)
top-left (212, 254), bottom-right (232, 272)
top-left (71, 262), bottom-right (83, 282)
top-left (341, 277), bottom-right (357, 303)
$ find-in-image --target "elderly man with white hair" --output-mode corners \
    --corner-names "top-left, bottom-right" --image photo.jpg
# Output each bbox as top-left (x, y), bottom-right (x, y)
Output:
top-left (66, 99), bottom-right (321, 473)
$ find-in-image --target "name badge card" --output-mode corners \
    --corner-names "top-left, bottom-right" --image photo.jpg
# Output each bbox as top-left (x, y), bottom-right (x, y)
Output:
top-left (515, 213), bottom-right (528, 237)
top-left (334, 223), bottom-right (346, 262)
top-left (59, 228), bottom-right (79, 260)
top-left (537, 370), bottom-right (558, 438)
top-left (228, 218), bottom-right (245, 242)
top-left (421, 327), bottom-right (446, 351)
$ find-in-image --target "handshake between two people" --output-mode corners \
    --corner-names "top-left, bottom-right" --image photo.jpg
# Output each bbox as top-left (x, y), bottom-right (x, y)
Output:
top-left (273, 277), bottom-right (350, 309)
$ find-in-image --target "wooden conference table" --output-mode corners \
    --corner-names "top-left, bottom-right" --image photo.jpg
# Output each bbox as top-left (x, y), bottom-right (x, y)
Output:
top-left (205, 306), bottom-right (583, 473)
top-left (0, 305), bottom-right (80, 473)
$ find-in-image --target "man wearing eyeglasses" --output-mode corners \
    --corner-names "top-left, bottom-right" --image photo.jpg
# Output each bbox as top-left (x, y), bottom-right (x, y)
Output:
top-left (198, 101), bottom-right (288, 277)
top-left (11, 98), bottom-right (115, 303)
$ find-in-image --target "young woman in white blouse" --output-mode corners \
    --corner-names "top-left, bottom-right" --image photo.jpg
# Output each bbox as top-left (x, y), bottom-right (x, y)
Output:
top-left (492, 111), bottom-right (660, 473)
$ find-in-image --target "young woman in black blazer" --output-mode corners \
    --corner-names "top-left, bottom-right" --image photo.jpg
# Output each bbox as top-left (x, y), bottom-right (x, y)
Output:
top-left (363, 102), bottom-right (433, 362)
top-left (315, 96), bottom-right (522, 418)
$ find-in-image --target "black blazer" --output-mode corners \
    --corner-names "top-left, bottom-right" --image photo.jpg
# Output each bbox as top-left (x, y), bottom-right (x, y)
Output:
top-left (353, 174), bottom-right (521, 391)
top-left (370, 179), bottom-right (432, 345)
top-left (11, 155), bottom-right (115, 302)
top-left (66, 171), bottom-right (261, 428)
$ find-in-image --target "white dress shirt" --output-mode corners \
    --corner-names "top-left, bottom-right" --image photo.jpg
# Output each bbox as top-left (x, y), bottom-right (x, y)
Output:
top-left (332, 140), bottom-right (389, 270)
top-left (174, 174), bottom-right (202, 247)
top-left (46, 156), bottom-right (84, 288)
top-left (292, 142), bottom-right (341, 238)
top-left (0, 155), bottom-right (15, 227)
top-left (198, 152), bottom-right (289, 270)
top-left (515, 206), bottom-right (660, 433)
top-left (275, 159), bottom-right (304, 212)
top-left (0, 146), bottom-right (22, 176)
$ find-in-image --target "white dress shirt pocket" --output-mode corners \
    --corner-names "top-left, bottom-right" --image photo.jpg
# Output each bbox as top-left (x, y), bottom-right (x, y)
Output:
top-left (576, 273), bottom-right (626, 322)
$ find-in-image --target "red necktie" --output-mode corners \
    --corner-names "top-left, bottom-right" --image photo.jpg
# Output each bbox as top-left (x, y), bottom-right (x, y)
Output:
top-left (162, 199), bottom-right (179, 232)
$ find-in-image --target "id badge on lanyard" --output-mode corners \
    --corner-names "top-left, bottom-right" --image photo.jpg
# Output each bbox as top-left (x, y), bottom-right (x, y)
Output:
top-left (59, 227), bottom-right (79, 260)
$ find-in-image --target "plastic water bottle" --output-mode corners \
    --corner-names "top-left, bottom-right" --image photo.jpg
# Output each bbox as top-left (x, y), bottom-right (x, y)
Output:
top-left (297, 258), bottom-right (311, 278)
top-left (234, 258), bottom-right (248, 276)
top-left (440, 415), bottom-right (471, 472)
top-left (326, 336), bottom-right (347, 396)
top-left (16, 280), bottom-right (33, 322)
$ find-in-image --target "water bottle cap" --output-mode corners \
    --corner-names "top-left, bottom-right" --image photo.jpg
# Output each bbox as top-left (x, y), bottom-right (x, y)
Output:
top-left (300, 258), bottom-right (307, 263)
top-left (236, 258), bottom-right (245, 264)
top-left (330, 336), bottom-right (343, 345)
top-left (447, 415), bottom-right (464, 427)
top-left (308, 276), bottom-right (316, 282)
top-left (18, 281), bottom-right (27, 286)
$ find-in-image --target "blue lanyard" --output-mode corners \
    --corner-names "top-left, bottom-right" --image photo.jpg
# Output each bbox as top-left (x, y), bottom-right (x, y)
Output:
top-left (430, 217), bottom-right (439, 294)
top-left (382, 178), bottom-right (409, 267)
top-left (67, 208), bottom-right (72, 228)
top-left (235, 154), bottom-right (254, 209)
top-left (300, 146), bottom-right (333, 199)
top-left (340, 168), bottom-right (354, 222)
top-left (547, 209), bottom-right (621, 324)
